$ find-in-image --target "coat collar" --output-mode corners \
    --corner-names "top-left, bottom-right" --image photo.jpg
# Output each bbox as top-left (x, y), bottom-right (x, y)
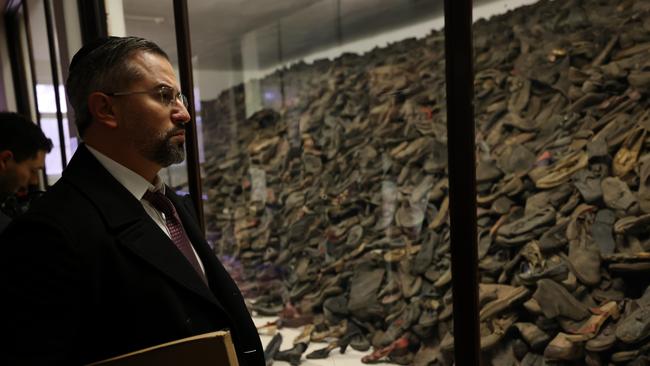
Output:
top-left (63, 144), bottom-right (145, 231)
top-left (62, 145), bottom-right (225, 309)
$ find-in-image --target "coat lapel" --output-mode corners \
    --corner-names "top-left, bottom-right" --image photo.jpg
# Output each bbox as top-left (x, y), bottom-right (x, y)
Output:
top-left (166, 191), bottom-right (252, 342)
top-left (62, 145), bottom-right (224, 309)
top-left (114, 217), bottom-right (224, 308)
top-left (165, 191), bottom-right (232, 292)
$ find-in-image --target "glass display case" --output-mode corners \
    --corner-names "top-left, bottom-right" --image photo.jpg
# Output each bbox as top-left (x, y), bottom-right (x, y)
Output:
top-left (182, 1), bottom-right (456, 364)
top-left (468, 0), bottom-right (650, 365)
top-left (114, 0), bottom-right (650, 364)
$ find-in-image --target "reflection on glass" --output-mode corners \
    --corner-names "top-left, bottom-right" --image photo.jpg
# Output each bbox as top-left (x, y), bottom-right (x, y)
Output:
top-left (189, 0), bottom-right (453, 363)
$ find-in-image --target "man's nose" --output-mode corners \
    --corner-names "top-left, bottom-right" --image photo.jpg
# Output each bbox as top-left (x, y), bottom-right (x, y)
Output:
top-left (172, 102), bottom-right (191, 125)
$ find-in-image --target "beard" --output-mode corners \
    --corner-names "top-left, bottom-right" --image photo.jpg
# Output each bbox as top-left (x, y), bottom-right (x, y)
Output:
top-left (138, 126), bottom-right (186, 167)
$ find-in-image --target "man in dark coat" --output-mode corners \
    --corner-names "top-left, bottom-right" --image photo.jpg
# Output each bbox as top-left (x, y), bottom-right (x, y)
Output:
top-left (0, 112), bottom-right (52, 232)
top-left (0, 37), bottom-right (264, 366)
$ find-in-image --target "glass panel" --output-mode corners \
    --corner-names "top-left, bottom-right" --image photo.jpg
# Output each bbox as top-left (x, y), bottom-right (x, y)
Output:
top-left (471, 0), bottom-right (644, 365)
top-left (121, 1), bottom-right (189, 192)
top-left (36, 84), bottom-right (67, 113)
top-left (26, 0), bottom-right (69, 184)
top-left (39, 116), bottom-right (72, 179)
top-left (187, 0), bottom-right (451, 363)
top-left (36, 85), bottom-right (74, 178)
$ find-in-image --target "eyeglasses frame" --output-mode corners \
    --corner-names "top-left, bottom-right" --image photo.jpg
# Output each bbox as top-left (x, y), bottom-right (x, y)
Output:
top-left (105, 86), bottom-right (189, 109)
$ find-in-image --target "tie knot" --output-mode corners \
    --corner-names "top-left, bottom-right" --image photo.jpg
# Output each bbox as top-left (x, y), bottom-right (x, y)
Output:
top-left (143, 190), bottom-right (175, 217)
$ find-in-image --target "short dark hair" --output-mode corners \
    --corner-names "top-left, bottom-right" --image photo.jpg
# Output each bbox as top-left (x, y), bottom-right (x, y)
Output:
top-left (0, 112), bottom-right (53, 162)
top-left (65, 36), bottom-right (169, 136)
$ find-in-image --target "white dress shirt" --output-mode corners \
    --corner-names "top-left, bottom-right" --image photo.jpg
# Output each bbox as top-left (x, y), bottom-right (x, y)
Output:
top-left (86, 145), bottom-right (205, 274)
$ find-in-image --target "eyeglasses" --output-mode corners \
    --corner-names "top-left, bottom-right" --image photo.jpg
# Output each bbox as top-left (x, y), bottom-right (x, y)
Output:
top-left (106, 86), bottom-right (189, 109)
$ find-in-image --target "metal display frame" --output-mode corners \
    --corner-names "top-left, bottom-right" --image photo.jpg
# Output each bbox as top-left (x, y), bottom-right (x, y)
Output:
top-left (173, 0), bottom-right (205, 232)
top-left (4, 0), bottom-right (31, 118)
top-left (43, 0), bottom-right (67, 169)
top-left (444, 0), bottom-right (480, 364)
top-left (77, 0), bottom-right (107, 46)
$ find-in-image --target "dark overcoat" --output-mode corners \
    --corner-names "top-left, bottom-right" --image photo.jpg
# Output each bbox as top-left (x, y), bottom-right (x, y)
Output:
top-left (0, 145), bottom-right (264, 366)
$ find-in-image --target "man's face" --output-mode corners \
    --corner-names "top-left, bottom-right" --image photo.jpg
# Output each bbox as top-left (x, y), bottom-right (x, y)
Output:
top-left (114, 52), bottom-right (191, 168)
top-left (0, 150), bottom-right (46, 195)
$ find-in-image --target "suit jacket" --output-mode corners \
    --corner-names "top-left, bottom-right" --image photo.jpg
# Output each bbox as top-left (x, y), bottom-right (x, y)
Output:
top-left (0, 145), bottom-right (264, 366)
top-left (0, 209), bottom-right (10, 233)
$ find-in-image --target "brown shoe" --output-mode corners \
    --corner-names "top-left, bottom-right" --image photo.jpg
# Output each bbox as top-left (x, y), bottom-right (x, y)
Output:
top-left (514, 322), bottom-right (551, 351)
top-left (616, 306), bottom-right (650, 344)
top-left (566, 204), bottom-right (601, 286)
top-left (586, 322), bottom-right (617, 352)
top-left (480, 313), bottom-right (518, 351)
top-left (602, 176), bottom-right (638, 212)
top-left (533, 279), bottom-right (590, 321)
top-left (479, 285), bottom-right (530, 320)
top-left (572, 301), bottom-right (620, 336)
top-left (612, 126), bottom-right (645, 177)
top-left (544, 332), bottom-right (588, 361)
top-left (638, 154), bottom-right (650, 214)
top-left (535, 150), bottom-right (588, 189)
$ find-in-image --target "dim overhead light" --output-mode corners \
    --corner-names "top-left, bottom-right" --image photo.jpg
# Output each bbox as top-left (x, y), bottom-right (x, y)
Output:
top-left (124, 14), bottom-right (165, 24)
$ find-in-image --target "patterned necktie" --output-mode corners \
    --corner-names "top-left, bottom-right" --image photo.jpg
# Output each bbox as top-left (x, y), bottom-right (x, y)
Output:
top-left (143, 190), bottom-right (208, 285)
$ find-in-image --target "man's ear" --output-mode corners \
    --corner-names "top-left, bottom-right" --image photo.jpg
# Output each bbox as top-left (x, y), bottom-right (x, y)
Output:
top-left (87, 92), bottom-right (119, 129)
top-left (0, 150), bottom-right (13, 172)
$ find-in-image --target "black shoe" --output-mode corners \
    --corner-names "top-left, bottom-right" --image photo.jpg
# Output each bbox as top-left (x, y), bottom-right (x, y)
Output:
top-left (274, 343), bottom-right (307, 365)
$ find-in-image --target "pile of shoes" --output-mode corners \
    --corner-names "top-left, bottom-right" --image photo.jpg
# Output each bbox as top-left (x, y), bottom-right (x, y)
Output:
top-left (199, 0), bottom-right (650, 364)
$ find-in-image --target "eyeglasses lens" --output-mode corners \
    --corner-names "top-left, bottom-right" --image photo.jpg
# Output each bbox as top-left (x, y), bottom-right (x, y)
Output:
top-left (159, 87), bottom-right (188, 108)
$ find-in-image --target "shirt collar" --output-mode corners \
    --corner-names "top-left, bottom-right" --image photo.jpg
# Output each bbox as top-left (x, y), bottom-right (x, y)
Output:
top-left (86, 145), bottom-right (165, 200)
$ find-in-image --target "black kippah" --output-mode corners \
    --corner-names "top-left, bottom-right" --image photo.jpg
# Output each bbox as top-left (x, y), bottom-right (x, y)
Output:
top-left (68, 36), bottom-right (119, 72)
